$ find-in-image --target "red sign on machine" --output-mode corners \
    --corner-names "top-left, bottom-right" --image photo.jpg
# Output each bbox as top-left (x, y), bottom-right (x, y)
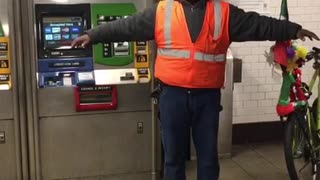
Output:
top-left (74, 85), bottom-right (118, 112)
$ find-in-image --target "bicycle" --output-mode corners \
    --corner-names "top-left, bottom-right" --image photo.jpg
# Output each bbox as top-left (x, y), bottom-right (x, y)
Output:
top-left (283, 47), bottom-right (320, 180)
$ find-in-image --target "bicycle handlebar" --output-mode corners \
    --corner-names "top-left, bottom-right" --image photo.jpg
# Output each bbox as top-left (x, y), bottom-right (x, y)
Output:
top-left (313, 47), bottom-right (320, 53)
top-left (304, 47), bottom-right (320, 69)
top-left (305, 47), bottom-right (320, 62)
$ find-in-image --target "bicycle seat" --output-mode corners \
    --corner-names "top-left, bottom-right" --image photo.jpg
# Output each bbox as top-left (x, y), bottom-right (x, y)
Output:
top-left (313, 47), bottom-right (320, 53)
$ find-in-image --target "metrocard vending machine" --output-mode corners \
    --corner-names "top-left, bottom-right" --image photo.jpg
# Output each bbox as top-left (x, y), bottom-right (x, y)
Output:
top-left (92, 3), bottom-right (151, 85)
top-left (35, 4), bottom-right (95, 88)
top-left (30, 2), bottom-right (156, 180)
top-left (0, 35), bottom-right (11, 90)
top-left (34, 3), bottom-right (151, 112)
top-left (74, 3), bottom-right (151, 112)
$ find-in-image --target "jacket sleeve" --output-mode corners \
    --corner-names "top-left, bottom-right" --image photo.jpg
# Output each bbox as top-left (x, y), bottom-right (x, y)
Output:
top-left (86, 4), bottom-right (157, 44)
top-left (229, 4), bottom-right (302, 42)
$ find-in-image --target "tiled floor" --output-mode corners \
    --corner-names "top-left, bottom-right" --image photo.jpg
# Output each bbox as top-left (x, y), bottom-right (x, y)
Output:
top-left (186, 142), bottom-right (291, 180)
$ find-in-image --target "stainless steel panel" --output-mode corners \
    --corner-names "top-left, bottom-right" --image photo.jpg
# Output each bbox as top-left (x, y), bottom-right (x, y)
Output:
top-left (39, 112), bottom-right (152, 180)
top-left (99, 173), bottom-right (155, 180)
top-left (36, 172), bottom-right (154, 180)
top-left (20, 0), bottom-right (40, 177)
top-left (0, 91), bottom-right (13, 120)
top-left (38, 84), bottom-right (151, 117)
top-left (148, 41), bottom-right (162, 180)
top-left (7, 0), bottom-right (32, 178)
top-left (0, 120), bottom-right (17, 180)
top-left (132, 0), bottom-right (148, 11)
top-left (218, 58), bottom-right (233, 157)
top-left (190, 58), bottom-right (234, 158)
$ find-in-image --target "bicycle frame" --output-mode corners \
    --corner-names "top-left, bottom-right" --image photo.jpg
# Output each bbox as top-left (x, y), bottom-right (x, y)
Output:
top-left (281, 48), bottom-right (320, 178)
top-left (299, 68), bottom-right (320, 155)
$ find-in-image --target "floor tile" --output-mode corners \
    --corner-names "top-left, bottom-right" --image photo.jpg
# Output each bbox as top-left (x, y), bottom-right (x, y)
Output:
top-left (250, 142), bottom-right (288, 171)
top-left (185, 142), bottom-right (293, 180)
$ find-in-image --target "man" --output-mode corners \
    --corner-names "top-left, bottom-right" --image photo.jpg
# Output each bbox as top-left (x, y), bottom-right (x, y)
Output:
top-left (71, 0), bottom-right (319, 180)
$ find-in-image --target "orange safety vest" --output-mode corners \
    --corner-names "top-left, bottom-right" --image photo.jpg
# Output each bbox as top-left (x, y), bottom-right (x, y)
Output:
top-left (155, 0), bottom-right (230, 88)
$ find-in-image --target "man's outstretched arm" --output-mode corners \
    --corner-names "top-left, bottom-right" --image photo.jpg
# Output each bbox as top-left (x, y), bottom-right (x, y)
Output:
top-left (229, 4), bottom-right (319, 42)
top-left (72, 4), bottom-right (157, 47)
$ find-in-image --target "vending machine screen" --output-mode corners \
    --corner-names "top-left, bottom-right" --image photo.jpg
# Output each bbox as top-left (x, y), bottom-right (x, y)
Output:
top-left (42, 16), bottom-right (84, 49)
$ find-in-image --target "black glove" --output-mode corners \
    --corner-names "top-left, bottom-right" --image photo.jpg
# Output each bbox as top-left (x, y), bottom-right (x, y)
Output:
top-left (297, 29), bottom-right (320, 41)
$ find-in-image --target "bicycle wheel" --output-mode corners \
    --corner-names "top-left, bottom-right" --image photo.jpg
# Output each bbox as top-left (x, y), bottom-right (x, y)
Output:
top-left (284, 112), bottom-right (314, 180)
top-left (316, 164), bottom-right (320, 180)
top-left (312, 98), bottom-right (320, 180)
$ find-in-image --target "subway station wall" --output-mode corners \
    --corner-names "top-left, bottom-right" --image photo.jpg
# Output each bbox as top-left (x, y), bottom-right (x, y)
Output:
top-left (230, 0), bottom-right (320, 124)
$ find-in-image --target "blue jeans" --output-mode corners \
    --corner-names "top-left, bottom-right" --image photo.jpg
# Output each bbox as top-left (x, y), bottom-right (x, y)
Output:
top-left (159, 85), bottom-right (222, 180)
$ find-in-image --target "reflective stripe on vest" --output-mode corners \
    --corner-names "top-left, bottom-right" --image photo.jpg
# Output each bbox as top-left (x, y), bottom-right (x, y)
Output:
top-left (214, 0), bottom-right (222, 39)
top-left (163, 0), bottom-right (222, 47)
top-left (194, 52), bottom-right (226, 62)
top-left (157, 48), bottom-right (226, 62)
top-left (165, 0), bottom-right (174, 48)
top-left (157, 48), bottom-right (191, 58)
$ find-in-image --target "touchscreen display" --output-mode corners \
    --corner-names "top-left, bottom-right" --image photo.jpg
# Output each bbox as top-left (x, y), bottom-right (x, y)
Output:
top-left (42, 16), bottom-right (83, 49)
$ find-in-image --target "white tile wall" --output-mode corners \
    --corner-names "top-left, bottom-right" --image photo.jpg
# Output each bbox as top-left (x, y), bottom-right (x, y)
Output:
top-left (231, 0), bottom-right (320, 124)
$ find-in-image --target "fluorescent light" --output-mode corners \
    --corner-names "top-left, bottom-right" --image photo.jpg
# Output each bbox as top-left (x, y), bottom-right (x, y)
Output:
top-left (2, 23), bottom-right (9, 36)
top-left (52, 0), bottom-right (69, 2)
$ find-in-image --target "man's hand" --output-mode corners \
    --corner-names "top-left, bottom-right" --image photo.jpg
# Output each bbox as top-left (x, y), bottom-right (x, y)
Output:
top-left (297, 29), bottom-right (320, 41)
top-left (71, 34), bottom-right (91, 48)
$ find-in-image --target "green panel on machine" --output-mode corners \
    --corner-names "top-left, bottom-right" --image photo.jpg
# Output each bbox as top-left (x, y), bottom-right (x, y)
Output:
top-left (0, 21), bottom-right (4, 37)
top-left (91, 4), bottom-right (137, 66)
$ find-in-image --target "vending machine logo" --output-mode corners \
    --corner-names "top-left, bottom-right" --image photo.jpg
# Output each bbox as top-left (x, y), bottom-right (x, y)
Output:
top-left (136, 41), bottom-right (147, 46)
top-left (0, 74), bottom-right (9, 81)
top-left (137, 55), bottom-right (147, 63)
top-left (0, 42), bottom-right (8, 51)
top-left (0, 60), bottom-right (8, 68)
top-left (0, 52), bottom-right (7, 60)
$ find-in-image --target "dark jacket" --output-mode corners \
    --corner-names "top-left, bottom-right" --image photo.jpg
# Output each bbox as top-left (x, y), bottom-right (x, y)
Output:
top-left (87, 0), bottom-right (302, 44)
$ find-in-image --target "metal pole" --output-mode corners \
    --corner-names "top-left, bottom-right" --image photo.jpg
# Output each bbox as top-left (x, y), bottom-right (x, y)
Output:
top-left (150, 41), bottom-right (159, 180)
top-left (12, 0), bottom-right (31, 179)
top-left (10, 0), bottom-right (23, 179)
top-left (19, 0), bottom-right (41, 178)
top-left (144, 0), bottom-right (160, 178)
